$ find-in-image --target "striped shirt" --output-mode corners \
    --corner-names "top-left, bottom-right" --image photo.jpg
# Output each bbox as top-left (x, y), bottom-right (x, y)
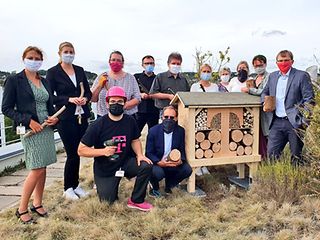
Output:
top-left (92, 72), bottom-right (141, 116)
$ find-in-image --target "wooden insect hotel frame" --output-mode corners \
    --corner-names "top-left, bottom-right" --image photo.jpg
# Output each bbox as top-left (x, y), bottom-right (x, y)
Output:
top-left (171, 92), bottom-right (262, 193)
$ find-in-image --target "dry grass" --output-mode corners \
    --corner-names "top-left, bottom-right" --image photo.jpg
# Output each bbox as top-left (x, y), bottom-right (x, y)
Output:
top-left (1, 162), bottom-right (320, 240)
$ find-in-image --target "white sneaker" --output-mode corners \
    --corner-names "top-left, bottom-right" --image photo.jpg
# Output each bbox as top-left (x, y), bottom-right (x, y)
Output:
top-left (201, 167), bottom-right (210, 175)
top-left (74, 186), bottom-right (89, 198)
top-left (196, 167), bottom-right (203, 176)
top-left (195, 167), bottom-right (210, 176)
top-left (63, 187), bottom-right (79, 200)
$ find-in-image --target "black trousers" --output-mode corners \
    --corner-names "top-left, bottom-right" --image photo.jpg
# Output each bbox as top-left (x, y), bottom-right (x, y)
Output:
top-left (150, 162), bottom-right (192, 190)
top-left (57, 117), bottom-right (88, 190)
top-left (267, 117), bottom-right (304, 165)
top-left (135, 112), bottom-right (159, 133)
top-left (94, 157), bottom-right (152, 204)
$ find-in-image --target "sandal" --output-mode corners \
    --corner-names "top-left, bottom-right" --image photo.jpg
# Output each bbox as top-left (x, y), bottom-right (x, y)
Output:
top-left (30, 205), bottom-right (48, 217)
top-left (15, 209), bottom-right (36, 224)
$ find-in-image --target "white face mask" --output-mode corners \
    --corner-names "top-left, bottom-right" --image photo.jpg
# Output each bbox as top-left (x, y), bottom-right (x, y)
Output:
top-left (24, 59), bottom-right (42, 72)
top-left (220, 75), bottom-right (230, 82)
top-left (61, 53), bottom-right (75, 64)
top-left (254, 66), bottom-right (266, 75)
top-left (169, 64), bottom-right (181, 74)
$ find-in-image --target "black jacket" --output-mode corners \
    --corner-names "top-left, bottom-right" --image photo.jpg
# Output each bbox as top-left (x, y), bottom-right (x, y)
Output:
top-left (1, 70), bottom-right (55, 129)
top-left (46, 64), bottom-right (92, 120)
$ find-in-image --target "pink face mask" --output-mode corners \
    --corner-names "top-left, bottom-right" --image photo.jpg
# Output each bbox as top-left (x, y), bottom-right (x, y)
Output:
top-left (110, 62), bottom-right (123, 72)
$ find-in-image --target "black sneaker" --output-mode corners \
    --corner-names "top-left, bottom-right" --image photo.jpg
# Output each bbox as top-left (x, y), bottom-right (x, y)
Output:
top-left (149, 189), bottom-right (162, 198)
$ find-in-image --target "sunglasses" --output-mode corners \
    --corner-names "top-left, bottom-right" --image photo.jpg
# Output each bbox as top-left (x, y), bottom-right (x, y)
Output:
top-left (163, 116), bottom-right (175, 120)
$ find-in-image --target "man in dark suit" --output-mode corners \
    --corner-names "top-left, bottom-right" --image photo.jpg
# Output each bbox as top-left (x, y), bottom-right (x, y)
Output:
top-left (146, 105), bottom-right (192, 197)
top-left (261, 50), bottom-right (314, 165)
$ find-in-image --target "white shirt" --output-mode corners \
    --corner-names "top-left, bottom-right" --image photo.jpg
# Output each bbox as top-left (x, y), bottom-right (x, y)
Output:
top-left (162, 132), bottom-right (173, 160)
top-left (227, 77), bottom-right (246, 92)
top-left (69, 74), bottom-right (77, 87)
top-left (190, 82), bottom-right (219, 92)
top-left (69, 74), bottom-right (84, 115)
top-left (275, 69), bottom-right (291, 117)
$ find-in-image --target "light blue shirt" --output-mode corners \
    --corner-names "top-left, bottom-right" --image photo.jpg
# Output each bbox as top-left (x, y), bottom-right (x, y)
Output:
top-left (275, 69), bottom-right (291, 117)
top-left (163, 132), bottom-right (173, 159)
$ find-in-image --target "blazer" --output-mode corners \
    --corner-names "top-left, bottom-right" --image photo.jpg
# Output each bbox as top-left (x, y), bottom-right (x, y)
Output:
top-left (146, 123), bottom-right (187, 164)
top-left (1, 70), bottom-right (55, 129)
top-left (261, 67), bottom-right (315, 129)
top-left (46, 64), bottom-right (92, 120)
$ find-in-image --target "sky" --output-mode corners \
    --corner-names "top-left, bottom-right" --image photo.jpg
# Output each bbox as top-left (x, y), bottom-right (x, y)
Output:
top-left (0, 0), bottom-right (320, 74)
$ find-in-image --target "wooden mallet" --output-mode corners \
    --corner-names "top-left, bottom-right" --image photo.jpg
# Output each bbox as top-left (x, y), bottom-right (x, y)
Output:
top-left (23, 106), bottom-right (66, 138)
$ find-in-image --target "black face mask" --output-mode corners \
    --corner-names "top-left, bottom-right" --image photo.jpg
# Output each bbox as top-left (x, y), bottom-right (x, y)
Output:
top-left (162, 119), bottom-right (176, 133)
top-left (109, 103), bottom-right (124, 116)
top-left (237, 69), bottom-right (248, 83)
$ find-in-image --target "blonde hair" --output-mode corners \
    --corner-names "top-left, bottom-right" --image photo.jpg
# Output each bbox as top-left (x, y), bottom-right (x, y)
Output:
top-left (200, 63), bottom-right (212, 72)
top-left (58, 41), bottom-right (74, 54)
top-left (219, 67), bottom-right (231, 76)
top-left (22, 46), bottom-right (43, 60)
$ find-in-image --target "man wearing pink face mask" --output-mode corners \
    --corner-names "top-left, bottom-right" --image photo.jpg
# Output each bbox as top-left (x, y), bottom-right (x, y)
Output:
top-left (91, 51), bottom-right (141, 118)
top-left (261, 50), bottom-right (314, 165)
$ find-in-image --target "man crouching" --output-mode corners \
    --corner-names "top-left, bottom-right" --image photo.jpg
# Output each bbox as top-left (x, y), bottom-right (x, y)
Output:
top-left (78, 86), bottom-right (153, 211)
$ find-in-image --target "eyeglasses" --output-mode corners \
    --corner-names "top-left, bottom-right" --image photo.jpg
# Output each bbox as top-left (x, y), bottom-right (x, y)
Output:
top-left (163, 116), bottom-right (175, 120)
top-left (109, 100), bottom-right (125, 105)
top-left (143, 62), bottom-right (155, 65)
top-left (277, 59), bottom-right (291, 63)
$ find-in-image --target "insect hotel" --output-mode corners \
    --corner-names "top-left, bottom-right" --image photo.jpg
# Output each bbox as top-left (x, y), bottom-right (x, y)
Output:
top-left (171, 92), bottom-right (262, 193)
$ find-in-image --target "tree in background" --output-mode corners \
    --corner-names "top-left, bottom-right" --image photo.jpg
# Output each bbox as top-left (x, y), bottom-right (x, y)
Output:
top-left (193, 47), bottom-right (230, 82)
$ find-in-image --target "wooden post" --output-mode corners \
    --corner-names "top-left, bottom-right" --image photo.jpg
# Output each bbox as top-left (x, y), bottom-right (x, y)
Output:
top-left (187, 168), bottom-right (196, 193)
top-left (248, 162), bottom-right (259, 180)
top-left (237, 164), bottom-right (245, 178)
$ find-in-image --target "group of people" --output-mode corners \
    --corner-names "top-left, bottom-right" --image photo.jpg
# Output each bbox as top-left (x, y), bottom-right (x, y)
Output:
top-left (1, 42), bottom-right (314, 223)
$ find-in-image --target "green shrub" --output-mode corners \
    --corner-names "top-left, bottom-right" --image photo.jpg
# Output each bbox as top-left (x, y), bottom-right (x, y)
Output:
top-left (252, 153), bottom-right (309, 205)
top-left (4, 116), bottom-right (19, 144)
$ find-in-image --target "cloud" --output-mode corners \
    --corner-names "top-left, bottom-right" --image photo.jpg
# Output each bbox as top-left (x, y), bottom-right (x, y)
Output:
top-left (252, 29), bottom-right (287, 38)
top-left (262, 30), bottom-right (287, 37)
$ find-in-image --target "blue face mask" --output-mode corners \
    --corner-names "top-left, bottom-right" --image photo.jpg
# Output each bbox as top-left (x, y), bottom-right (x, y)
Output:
top-left (24, 59), bottom-right (42, 72)
top-left (61, 53), bottom-right (75, 64)
top-left (200, 72), bottom-right (211, 81)
top-left (145, 64), bottom-right (154, 73)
